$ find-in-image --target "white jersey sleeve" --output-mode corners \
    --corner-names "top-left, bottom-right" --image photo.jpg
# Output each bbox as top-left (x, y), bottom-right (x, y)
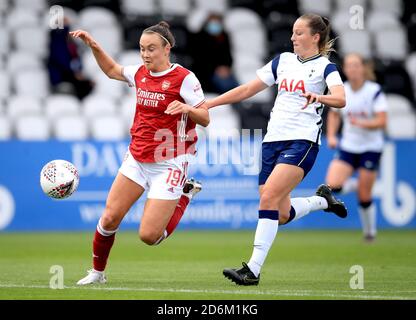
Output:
top-left (324, 63), bottom-right (343, 88)
top-left (373, 90), bottom-right (388, 113)
top-left (122, 64), bottom-right (140, 87)
top-left (180, 72), bottom-right (205, 107)
top-left (256, 55), bottom-right (280, 86)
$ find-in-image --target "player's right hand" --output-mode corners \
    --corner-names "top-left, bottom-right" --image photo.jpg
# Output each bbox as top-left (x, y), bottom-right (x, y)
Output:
top-left (327, 135), bottom-right (338, 149)
top-left (69, 30), bottom-right (95, 47)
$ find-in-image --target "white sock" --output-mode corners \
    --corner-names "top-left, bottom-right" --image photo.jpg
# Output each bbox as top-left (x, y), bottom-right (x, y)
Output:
top-left (153, 230), bottom-right (168, 245)
top-left (359, 203), bottom-right (377, 237)
top-left (247, 210), bottom-right (279, 277)
top-left (341, 178), bottom-right (358, 194)
top-left (289, 196), bottom-right (329, 222)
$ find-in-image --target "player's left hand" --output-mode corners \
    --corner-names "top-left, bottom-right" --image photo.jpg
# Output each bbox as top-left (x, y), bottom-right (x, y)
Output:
top-left (350, 116), bottom-right (363, 127)
top-left (301, 92), bottom-right (321, 109)
top-left (165, 100), bottom-right (192, 115)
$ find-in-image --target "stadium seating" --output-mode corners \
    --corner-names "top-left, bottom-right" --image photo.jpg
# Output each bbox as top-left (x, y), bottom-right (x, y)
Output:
top-left (406, 53), bottom-right (416, 93)
top-left (0, 73), bottom-right (11, 101)
top-left (0, 116), bottom-right (12, 140)
top-left (82, 95), bottom-right (117, 118)
top-left (369, 0), bottom-right (403, 17)
top-left (15, 115), bottom-right (51, 140)
top-left (6, 96), bottom-right (43, 119)
top-left (13, 69), bottom-right (49, 99)
top-left (7, 51), bottom-right (43, 74)
top-left (120, 0), bottom-right (156, 16)
top-left (194, 0), bottom-right (228, 13)
top-left (45, 94), bottom-right (81, 119)
top-left (91, 116), bottom-right (126, 140)
top-left (334, 0), bottom-right (367, 10)
top-left (386, 94), bottom-right (416, 138)
top-left (0, 29), bottom-right (10, 56)
top-left (338, 29), bottom-right (372, 59)
top-left (160, 0), bottom-right (191, 16)
top-left (298, 0), bottom-right (332, 16)
top-left (54, 115), bottom-right (89, 140)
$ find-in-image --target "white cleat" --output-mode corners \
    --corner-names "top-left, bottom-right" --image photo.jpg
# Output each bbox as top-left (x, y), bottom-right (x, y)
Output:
top-left (183, 178), bottom-right (202, 200)
top-left (76, 269), bottom-right (107, 285)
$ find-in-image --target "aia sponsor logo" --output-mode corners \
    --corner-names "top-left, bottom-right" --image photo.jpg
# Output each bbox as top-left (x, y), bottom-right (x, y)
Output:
top-left (279, 78), bottom-right (305, 93)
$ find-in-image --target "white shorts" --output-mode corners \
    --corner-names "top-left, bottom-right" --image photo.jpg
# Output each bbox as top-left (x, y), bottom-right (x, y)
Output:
top-left (119, 150), bottom-right (192, 200)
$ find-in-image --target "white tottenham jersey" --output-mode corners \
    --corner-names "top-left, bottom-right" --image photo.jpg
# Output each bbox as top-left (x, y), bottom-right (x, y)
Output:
top-left (339, 81), bottom-right (388, 153)
top-left (257, 52), bottom-right (343, 145)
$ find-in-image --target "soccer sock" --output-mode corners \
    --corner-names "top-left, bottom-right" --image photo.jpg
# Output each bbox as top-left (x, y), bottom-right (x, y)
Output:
top-left (247, 210), bottom-right (279, 277)
top-left (285, 196), bottom-right (329, 224)
top-left (358, 201), bottom-right (376, 237)
top-left (93, 219), bottom-right (118, 272)
top-left (341, 178), bottom-right (358, 194)
top-left (154, 195), bottom-right (190, 245)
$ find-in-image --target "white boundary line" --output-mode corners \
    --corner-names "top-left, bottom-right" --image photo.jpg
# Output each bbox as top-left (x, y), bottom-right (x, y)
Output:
top-left (0, 284), bottom-right (414, 300)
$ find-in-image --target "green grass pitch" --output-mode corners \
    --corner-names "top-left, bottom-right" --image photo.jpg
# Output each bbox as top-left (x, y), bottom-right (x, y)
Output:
top-left (0, 230), bottom-right (415, 300)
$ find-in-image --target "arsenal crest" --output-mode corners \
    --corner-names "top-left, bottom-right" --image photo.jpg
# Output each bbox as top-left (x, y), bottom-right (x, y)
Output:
top-left (162, 80), bottom-right (171, 90)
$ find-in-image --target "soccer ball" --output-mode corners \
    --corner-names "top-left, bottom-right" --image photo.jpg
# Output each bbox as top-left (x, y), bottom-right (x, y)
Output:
top-left (40, 160), bottom-right (79, 199)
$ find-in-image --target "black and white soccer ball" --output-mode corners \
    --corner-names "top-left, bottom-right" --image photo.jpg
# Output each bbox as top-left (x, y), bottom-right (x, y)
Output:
top-left (40, 160), bottom-right (79, 199)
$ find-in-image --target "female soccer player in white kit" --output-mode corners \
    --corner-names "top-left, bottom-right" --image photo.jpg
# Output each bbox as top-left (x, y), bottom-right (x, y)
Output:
top-left (193, 14), bottom-right (347, 285)
top-left (325, 53), bottom-right (388, 242)
top-left (70, 22), bottom-right (210, 285)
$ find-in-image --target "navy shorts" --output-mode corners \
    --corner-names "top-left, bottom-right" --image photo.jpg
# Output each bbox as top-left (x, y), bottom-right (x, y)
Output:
top-left (335, 149), bottom-right (382, 171)
top-left (259, 140), bottom-right (319, 185)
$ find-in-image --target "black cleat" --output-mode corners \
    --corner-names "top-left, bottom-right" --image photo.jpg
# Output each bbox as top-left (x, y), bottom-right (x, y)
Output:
top-left (316, 184), bottom-right (348, 218)
top-left (183, 178), bottom-right (202, 197)
top-left (223, 262), bottom-right (260, 286)
top-left (364, 234), bottom-right (376, 243)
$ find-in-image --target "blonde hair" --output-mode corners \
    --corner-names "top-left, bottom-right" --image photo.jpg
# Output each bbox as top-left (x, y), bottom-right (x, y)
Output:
top-left (300, 14), bottom-right (336, 58)
top-left (344, 53), bottom-right (377, 81)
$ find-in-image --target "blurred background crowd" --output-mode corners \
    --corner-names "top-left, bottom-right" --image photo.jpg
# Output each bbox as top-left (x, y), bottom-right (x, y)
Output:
top-left (0, 0), bottom-right (415, 141)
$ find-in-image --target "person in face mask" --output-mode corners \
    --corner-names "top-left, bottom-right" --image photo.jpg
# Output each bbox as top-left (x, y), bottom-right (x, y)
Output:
top-left (189, 13), bottom-right (239, 94)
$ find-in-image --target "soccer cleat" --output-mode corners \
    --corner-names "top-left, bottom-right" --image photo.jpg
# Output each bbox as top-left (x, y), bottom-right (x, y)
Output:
top-left (223, 262), bottom-right (260, 286)
top-left (183, 178), bottom-right (202, 199)
top-left (316, 184), bottom-right (348, 218)
top-left (76, 269), bottom-right (107, 285)
top-left (364, 234), bottom-right (376, 243)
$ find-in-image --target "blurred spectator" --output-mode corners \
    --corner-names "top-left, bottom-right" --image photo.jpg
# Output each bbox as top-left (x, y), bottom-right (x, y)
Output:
top-left (47, 17), bottom-right (93, 99)
top-left (189, 13), bottom-right (239, 94)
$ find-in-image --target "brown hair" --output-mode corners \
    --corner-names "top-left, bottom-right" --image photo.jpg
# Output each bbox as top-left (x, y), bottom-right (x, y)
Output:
top-left (143, 21), bottom-right (176, 48)
top-left (300, 14), bottom-right (336, 58)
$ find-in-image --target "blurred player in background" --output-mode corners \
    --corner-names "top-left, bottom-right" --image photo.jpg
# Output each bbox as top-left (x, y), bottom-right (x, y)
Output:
top-left (325, 53), bottom-right (388, 243)
top-left (194, 14), bottom-right (347, 286)
top-left (70, 21), bottom-right (209, 285)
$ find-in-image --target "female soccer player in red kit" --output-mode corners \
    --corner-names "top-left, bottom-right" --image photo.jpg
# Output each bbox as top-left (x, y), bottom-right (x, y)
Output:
top-left (70, 22), bottom-right (209, 285)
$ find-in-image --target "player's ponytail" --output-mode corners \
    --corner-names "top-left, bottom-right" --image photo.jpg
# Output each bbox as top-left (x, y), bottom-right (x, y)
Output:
top-left (143, 21), bottom-right (176, 48)
top-left (301, 14), bottom-right (336, 58)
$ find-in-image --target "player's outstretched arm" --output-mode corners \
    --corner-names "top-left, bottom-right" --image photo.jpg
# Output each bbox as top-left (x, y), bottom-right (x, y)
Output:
top-left (70, 30), bottom-right (125, 81)
top-left (205, 78), bottom-right (268, 110)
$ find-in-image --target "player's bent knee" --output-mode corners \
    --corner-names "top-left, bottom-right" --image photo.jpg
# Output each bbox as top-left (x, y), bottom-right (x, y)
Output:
top-left (139, 229), bottom-right (163, 246)
top-left (100, 213), bottom-right (121, 231)
top-left (259, 191), bottom-right (281, 209)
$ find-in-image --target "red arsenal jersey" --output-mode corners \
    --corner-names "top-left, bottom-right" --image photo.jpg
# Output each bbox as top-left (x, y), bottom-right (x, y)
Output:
top-left (123, 64), bottom-right (205, 162)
